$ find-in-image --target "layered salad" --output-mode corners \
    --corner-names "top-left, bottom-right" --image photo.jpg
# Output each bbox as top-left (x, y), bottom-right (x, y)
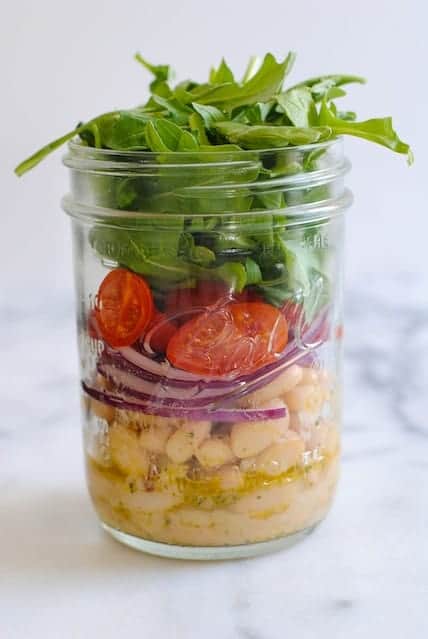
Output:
top-left (16, 52), bottom-right (410, 547)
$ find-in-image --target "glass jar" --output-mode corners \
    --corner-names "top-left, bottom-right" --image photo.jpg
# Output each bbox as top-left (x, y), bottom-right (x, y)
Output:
top-left (63, 138), bottom-right (351, 559)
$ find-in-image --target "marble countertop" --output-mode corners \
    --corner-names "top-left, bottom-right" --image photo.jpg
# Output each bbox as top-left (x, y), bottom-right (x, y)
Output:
top-left (1, 273), bottom-right (427, 638)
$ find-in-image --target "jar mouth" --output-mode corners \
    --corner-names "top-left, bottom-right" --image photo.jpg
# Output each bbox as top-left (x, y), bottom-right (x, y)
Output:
top-left (64, 137), bottom-right (342, 170)
top-left (63, 137), bottom-right (352, 220)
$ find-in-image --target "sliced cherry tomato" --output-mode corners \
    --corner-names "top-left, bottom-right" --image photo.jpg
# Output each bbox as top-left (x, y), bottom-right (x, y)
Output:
top-left (95, 268), bottom-right (154, 347)
top-left (145, 311), bottom-right (177, 353)
top-left (167, 302), bottom-right (288, 377)
top-left (165, 281), bottom-right (231, 323)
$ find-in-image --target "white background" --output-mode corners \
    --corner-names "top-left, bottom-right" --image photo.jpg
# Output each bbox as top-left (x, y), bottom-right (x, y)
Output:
top-left (2, 0), bottom-right (427, 299)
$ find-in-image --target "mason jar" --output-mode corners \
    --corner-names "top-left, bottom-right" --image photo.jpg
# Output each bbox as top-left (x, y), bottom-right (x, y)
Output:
top-left (62, 138), bottom-right (351, 559)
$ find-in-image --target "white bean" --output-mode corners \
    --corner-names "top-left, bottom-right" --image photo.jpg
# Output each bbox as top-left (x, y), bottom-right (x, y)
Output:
top-left (311, 421), bottom-right (340, 455)
top-left (256, 435), bottom-right (305, 476)
top-left (109, 423), bottom-right (149, 476)
top-left (238, 365), bottom-right (303, 407)
top-left (139, 423), bottom-right (172, 454)
top-left (231, 400), bottom-right (289, 459)
top-left (90, 397), bottom-right (115, 423)
top-left (299, 367), bottom-right (319, 385)
top-left (230, 481), bottom-right (299, 514)
top-left (218, 465), bottom-right (243, 490)
top-left (179, 420), bottom-right (211, 448)
top-left (125, 490), bottom-right (181, 513)
top-left (318, 369), bottom-right (333, 385)
top-left (289, 411), bottom-right (318, 442)
top-left (240, 456), bottom-right (258, 473)
top-left (284, 384), bottom-right (324, 413)
top-left (195, 438), bottom-right (235, 468)
top-left (165, 429), bottom-right (195, 463)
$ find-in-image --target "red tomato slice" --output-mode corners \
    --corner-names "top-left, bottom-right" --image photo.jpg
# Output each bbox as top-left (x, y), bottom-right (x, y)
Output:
top-left (145, 311), bottom-right (177, 353)
top-left (95, 269), bottom-right (154, 347)
top-left (165, 281), bottom-right (232, 323)
top-left (167, 302), bottom-right (288, 377)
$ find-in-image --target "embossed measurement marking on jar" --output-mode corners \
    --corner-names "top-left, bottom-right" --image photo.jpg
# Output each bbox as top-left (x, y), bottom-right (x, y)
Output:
top-left (301, 233), bottom-right (329, 249)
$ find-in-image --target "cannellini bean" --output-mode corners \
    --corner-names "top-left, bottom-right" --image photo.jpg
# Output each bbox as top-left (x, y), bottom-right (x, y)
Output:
top-left (125, 490), bottom-right (181, 512)
top-left (116, 408), bottom-right (181, 431)
top-left (195, 438), bottom-right (235, 468)
top-left (139, 423), bottom-right (172, 454)
top-left (256, 435), bottom-right (305, 476)
top-left (289, 411), bottom-right (318, 442)
top-left (307, 420), bottom-right (340, 454)
top-left (230, 481), bottom-right (299, 514)
top-left (299, 367), bottom-right (319, 385)
top-left (240, 456), bottom-right (258, 473)
top-left (238, 365), bottom-right (303, 407)
top-left (230, 400), bottom-right (289, 458)
top-left (179, 420), bottom-right (211, 448)
top-left (109, 423), bottom-right (149, 476)
top-left (165, 429), bottom-right (195, 464)
top-left (218, 464), bottom-right (243, 490)
top-left (318, 369), bottom-right (333, 385)
top-left (284, 384), bottom-right (324, 413)
top-left (90, 398), bottom-right (115, 423)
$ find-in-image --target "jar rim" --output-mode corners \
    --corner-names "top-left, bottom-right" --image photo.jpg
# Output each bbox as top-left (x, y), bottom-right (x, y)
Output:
top-left (63, 137), bottom-right (342, 171)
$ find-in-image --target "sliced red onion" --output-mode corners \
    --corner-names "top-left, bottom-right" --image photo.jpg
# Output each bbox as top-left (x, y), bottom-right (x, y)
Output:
top-left (97, 307), bottom-right (330, 408)
top-left (117, 346), bottom-right (206, 382)
top-left (97, 363), bottom-right (239, 404)
top-left (82, 382), bottom-right (288, 422)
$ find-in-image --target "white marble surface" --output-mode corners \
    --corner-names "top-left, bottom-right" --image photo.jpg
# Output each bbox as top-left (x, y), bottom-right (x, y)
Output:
top-left (1, 273), bottom-right (427, 638)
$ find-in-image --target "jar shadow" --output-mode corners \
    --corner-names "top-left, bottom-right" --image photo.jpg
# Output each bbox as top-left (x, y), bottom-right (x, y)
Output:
top-left (1, 488), bottom-right (222, 579)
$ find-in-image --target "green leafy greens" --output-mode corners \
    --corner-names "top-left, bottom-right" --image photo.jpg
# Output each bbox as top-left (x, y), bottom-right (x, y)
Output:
top-left (15, 52), bottom-right (412, 316)
top-left (15, 52), bottom-right (412, 174)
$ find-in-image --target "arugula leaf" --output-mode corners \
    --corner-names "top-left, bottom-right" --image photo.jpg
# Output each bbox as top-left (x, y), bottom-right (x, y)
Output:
top-left (241, 56), bottom-right (261, 83)
top-left (290, 75), bottom-right (366, 101)
top-left (213, 121), bottom-right (331, 148)
top-left (276, 87), bottom-right (318, 127)
top-left (15, 126), bottom-right (82, 176)
top-left (192, 103), bottom-right (225, 128)
top-left (245, 258), bottom-right (263, 284)
top-left (189, 112), bottom-right (210, 145)
top-left (233, 102), bottom-right (274, 124)
top-left (319, 100), bottom-right (413, 161)
top-left (101, 111), bottom-right (153, 149)
top-left (151, 95), bottom-right (192, 125)
top-left (209, 58), bottom-right (234, 84)
top-left (134, 52), bottom-right (171, 82)
top-left (194, 52), bottom-right (296, 111)
top-left (15, 111), bottom-right (122, 175)
top-left (146, 118), bottom-right (199, 152)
